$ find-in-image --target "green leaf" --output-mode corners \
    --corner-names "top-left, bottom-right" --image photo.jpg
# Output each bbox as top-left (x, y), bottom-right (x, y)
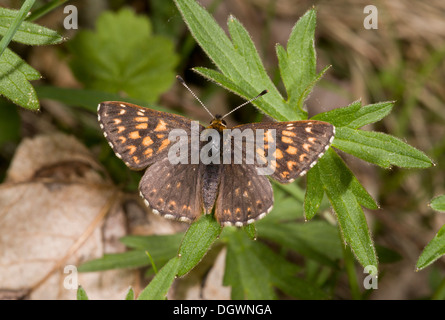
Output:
top-left (431, 195), bottom-right (445, 212)
top-left (242, 223), bottom-right (257, 240)
top-left (347, 101), bottom-right (394, 129)
top-left (333, 127), bottom-right (433, 169)
top-left (224, 229), bottom-right (329, 299)
top-left (0, 7), bottom-right (64, 45)
top-left (0, 48), bottom-right (40, 110)
top-left (257, 220), bottom-right (342, 268)
top-left (312, 100), bottom-right (362, 127)
top-left (312, 100), bottom-right (394, 129)
top-left (77, 286), bottom-right (89, 300)
top-left (77, 250), bottom-right (152, 272)
top-left (318, 149), bottom-right (378, 269)
top-left (174, 0), bottom-right (293, 121)
top-left (304, 164), bottom-right (324, 220)
top-left (125, 287), bottom-right (135, 300)
top-left (224, 230), bottom-right (277, 299)
top-left (137, 256), bottom-right (180, 300)
top-left (278, 8), bottom-right (319, 114)
top-left (416, 225), bottom-right (445, 271)
top-left (0, 0), bottom-right (35, 56)
top-left (120, 233), bottom-right (184, 250)
top-left (177, 214), bottom-right (222, 277)
top-left (68, 8), bottom-right (178, 103)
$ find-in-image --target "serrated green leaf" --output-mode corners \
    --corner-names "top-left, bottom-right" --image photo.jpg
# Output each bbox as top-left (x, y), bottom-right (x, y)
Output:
top-left (0, 0), bottom-right (35, 56)
top-left (0, 48), bottom-right (40, 110)
top-left (311, 100), bottom-right (362, 127)
top-left (416, 224), bottom-right (445, 271)
top-left (177, 214), bottom-right (222, 277)
top-left (318, 149), bottom-right (378, 269)
top-left (430, 195), bottom-right (445, 212)
top-left (137, 256), bottom-right (180, 300)
top-left (312, 101), bottom-right (394, 129)
top-left (279, 8), bottom-right (317, 113)
top-left (227, 15), bottom-right (285, 103)
top-left (68, 8), bottom-right (178, 103)
top-left (0, 7), bottom-right (64, 45)
top-left (333, 127), bottom-right (433, 168)
top-left (306, 147), bottom-right (378, 211)
top-left (304, 164), bottom-right (324, 220)
top-left (347, 101), bottom-right (394, 129)
top-left (174, 0), bottom-right (292, 121)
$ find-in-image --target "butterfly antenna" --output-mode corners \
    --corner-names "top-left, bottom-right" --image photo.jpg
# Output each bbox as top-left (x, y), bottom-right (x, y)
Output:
top-left (176, 75), bottom-right (214, 119)
top-left (221, 90), bottom-right (268, 119)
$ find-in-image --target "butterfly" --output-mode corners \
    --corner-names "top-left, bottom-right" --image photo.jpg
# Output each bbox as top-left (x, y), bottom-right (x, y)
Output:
top-left (97, 77), bottom-right (335, 227)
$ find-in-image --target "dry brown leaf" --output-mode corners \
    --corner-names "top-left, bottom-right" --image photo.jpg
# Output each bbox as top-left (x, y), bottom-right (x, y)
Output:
top-left (0, 133), bottom-right (138, 299)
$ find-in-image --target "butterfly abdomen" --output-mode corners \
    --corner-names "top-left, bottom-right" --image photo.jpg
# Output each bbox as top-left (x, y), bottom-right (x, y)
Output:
top-left (202, 163), bottom-right (223, 214)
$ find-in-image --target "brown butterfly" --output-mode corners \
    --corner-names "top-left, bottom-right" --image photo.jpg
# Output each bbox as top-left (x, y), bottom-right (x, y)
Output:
top-left (98, 77), bottom-right (335, 226)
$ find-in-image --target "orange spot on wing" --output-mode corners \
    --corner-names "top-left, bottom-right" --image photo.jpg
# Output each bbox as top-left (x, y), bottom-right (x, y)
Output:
top-left (129, 131), bottom-right (140, 139)
top-left (154, 119), bottom-right (168, 131)
top-left (282, 130), bottom-right (296, 137)
top-left (286, 146), bottom-right (298, 155)
top-left (281, 136), bottom-right (293, 144)
top-left (136, 123), bottom-right (148, 129)
top-left (158, 139), bottom-right (170, 152)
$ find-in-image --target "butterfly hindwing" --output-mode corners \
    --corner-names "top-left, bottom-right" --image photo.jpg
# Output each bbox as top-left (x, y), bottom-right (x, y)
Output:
top-left (139, 157), bottom-right (205, 222)
top-left (98, 101), bottom-right (199, 170)
top-left (214, 163), bottom-right (274, 226)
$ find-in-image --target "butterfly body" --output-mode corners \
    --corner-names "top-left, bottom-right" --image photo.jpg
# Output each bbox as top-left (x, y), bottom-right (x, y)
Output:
top-left (98, 101), bottom-right (335, 226)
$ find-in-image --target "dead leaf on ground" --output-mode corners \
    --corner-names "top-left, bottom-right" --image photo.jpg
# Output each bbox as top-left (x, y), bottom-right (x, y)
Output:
top-left (0, 133), bottom-right (138, 299)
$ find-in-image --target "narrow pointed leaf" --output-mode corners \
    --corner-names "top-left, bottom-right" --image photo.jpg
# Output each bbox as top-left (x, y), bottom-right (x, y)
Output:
top-left (137, 256), bottom-right (180, 300)
top-left (318, 149), bottom-right (378, 269)
top-left (430, 195), bottom-right (445, 212)
top-left (416, 225), bottom-right (445, 271)
top-left (0, 7), bottom-right (64, 45)
top-left (304, 164), bottom-right (324, 220)
top-left (280, 8), bottom-right (317, 112)
top-left (177, 214), bottom-right (222, 277)
top-left (0, 48), bottom-right (40, 110)
top-left (333, 127), bottom-right (433, 168)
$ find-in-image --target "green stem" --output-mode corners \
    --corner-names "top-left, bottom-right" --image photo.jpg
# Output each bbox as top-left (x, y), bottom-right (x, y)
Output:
top-left (145, 250), bottom-right (158, 274)
top-left (0, 0), bottom-right (35, 57)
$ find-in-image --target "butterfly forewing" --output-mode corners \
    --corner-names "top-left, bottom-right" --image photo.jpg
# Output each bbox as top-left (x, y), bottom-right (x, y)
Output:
top-left (233, 120), bottom-right (335, 183)
top-left (98, 101), bottom-right (199, 170)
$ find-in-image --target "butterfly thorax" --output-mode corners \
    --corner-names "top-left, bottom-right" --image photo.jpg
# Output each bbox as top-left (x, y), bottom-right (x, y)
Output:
top-left (208, 117), bottom-right (227, 132)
